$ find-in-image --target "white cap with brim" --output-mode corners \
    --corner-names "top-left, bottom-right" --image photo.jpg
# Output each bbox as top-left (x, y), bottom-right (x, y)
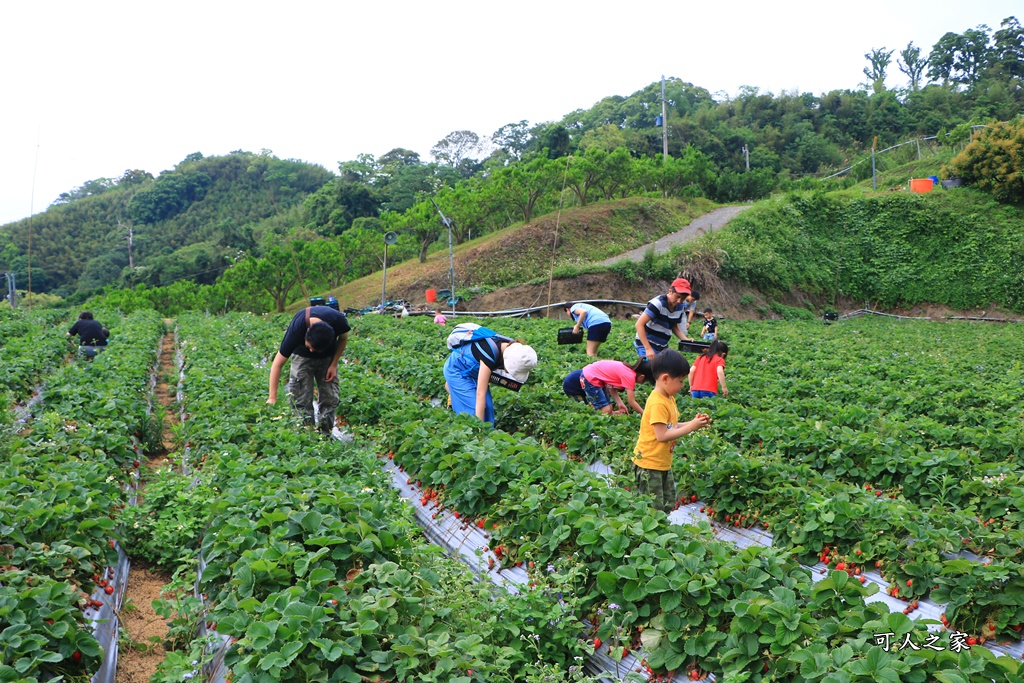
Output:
top-left (503, 343), bottom-right (538, 383)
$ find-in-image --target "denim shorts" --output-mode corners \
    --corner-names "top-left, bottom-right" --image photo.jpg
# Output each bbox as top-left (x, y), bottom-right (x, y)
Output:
top-left (691, 390), bottom-right (717, 399)
top-left (703, 333), bottom-right (716, 341)
top-left (633, 341), bottom-right (667, 359)
top-left (581, 377), bottom-right (612, 409)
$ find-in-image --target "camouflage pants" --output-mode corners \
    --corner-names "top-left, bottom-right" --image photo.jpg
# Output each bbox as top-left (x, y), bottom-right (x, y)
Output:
top-left (287, 355), bottom-right (339, 434)
top-left (633, 464), bottom-right (677, 512)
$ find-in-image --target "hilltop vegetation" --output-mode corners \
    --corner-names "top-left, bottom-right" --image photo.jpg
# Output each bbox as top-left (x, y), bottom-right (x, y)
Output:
top-left (1, 15), bottom-right (1021, 312)
top-left (0, 151), bottom-right (332, 297)
top-left (687, 188), bottom-right (1024, 312)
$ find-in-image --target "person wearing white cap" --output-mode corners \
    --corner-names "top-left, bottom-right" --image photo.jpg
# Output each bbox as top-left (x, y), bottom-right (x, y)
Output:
top-left (443, 325), bottom-right (537, 424)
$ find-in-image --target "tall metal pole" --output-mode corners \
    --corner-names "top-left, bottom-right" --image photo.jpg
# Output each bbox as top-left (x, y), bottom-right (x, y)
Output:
top-left (448, 219), bottom-right (455, 317)
top-left (430, 198), bottom-right (457, 318)
top-left (380, 243), bottom-right (388, 313)
top-left (661, 75), bottom-right (668, 161)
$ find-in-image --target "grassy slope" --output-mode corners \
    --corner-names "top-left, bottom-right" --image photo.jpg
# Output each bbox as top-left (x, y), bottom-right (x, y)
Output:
top-left (308, 156), bottom-right (1024, 316)
top-left (695, 157), bottom-right (1024, 312)
top-left (312, 196), bottom-right (716, 312)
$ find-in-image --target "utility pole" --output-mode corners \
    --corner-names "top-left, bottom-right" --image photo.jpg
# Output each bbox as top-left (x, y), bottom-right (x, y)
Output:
top-left (4, 273), bottom-right (15, 309)
top-left (742, 145), bottom-right (750, 171)
top-left (661, 75), bottom-right (668, 162)
top-left (871, 136), bottom-right (878, 191)
top-left (120, 220), bottom-right (134, 269)
top-left (380, 241), bottom-right (388, 314)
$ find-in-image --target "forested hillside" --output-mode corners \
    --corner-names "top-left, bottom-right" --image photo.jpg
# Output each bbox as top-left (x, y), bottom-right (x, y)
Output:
top-left (0, 151), bottom-right (332, 298)
top-left (1, 15), bottom-right (1021, 307)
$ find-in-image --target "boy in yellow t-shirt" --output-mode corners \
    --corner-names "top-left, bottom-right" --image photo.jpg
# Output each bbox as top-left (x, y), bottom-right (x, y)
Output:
top-left (632, 350), bottom-right (711, 511)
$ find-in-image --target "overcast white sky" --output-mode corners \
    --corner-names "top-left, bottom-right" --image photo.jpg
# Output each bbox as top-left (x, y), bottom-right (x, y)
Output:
top-left (1, 1), bottom-right (1019, 225)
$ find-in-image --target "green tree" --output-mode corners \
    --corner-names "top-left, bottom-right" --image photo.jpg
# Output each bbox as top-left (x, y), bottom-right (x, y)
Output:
top-left (430, 130), bottom-right (481, 168)
top-left (945, 118), bottom-right (1024, 202)
top-left (220, 244), bottom-right (305, 312)
top-left (490, 120), bottom-right (532, 162)
top-left (489, 155), bottom-right (560, 223)
top-left (863, 47), bottom-right (895, 93)
top-left (897, 42), bottom-right (927, 92)
top-left (991, 16), bottom-right (1024, 78)
top-left (928, 26), bottom-right (992, 87)
top-left (52, 177), bottom-right (117, 205)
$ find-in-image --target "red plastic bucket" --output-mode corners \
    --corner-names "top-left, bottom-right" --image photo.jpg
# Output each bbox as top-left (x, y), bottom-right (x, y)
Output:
top-left (909, 178), bottom-right (934, 194)
top-left (426, 289), bottom-right (438, 303)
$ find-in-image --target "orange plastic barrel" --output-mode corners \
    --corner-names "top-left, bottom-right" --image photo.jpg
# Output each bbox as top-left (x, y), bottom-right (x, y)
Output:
top-left (909, 178), bottom-right (934, 194)
top-left (426, 289), bottom-right (437, 303)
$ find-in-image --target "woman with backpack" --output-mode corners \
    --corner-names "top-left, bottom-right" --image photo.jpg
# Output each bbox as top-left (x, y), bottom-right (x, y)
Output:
top-left (443, 323), bottom-right (537, 424)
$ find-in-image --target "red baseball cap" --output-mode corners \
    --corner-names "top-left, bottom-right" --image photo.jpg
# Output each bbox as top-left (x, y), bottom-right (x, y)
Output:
top-left (670, 278), bottom-right (691, 294)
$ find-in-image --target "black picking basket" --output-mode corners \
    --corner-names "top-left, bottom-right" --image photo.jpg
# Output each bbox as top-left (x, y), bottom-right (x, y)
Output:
top-left (823, 312), bottom-right (838, 322)
top-left (309, 296), bottom-right (326, 307)
top-left (557, 327), bottom-right (584, 345)
top-left (678, 340), bottom-right (711, 354)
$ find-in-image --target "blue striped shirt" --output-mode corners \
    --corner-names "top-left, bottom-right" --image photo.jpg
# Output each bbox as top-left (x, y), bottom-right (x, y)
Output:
top-left (635, 294), bottom-right (685, 349)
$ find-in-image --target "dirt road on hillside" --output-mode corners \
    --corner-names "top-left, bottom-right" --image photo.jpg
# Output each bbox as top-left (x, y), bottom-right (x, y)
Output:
top-left (598, 205), bottom-right (752, 265)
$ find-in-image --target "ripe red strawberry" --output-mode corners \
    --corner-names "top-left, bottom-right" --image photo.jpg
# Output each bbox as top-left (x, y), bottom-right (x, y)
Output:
top-left (836, 562), bottom-right (846, 571)
top-left (967, 636), bottom-right (978, 646)
top-left (906, 579), bottom-right (913, 587)
top-left (858, 576), bottom-right (866, 584)
top-left (690, 494), bottom-right (697, 502)
top-left (133, 460), bottom-right (140, 468)
top-left (71, 651), bottom-right (82, 663)
top-left (593, 637), bottom-right (602, 649)
top-left (105, 585), bottom-right (114, 595)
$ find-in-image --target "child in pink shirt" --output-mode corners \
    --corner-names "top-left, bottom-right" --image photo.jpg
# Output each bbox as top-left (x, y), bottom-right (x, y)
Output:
top-left (580, 359), bottom-right (650, 415)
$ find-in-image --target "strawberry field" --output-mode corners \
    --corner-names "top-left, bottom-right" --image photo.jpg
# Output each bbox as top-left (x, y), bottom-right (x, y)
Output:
top-left (3, 307), bottom-right (1024, 683)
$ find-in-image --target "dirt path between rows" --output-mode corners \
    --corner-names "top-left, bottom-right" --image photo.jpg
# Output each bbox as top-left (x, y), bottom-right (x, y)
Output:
top-left (116, 322), bottom-right (178, 683)
top-left (598, 204), bottom-right (753, 265)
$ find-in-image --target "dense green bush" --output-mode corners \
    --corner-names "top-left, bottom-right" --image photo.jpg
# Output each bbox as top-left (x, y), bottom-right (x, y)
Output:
top-left (690, 190), bottom-right (1024, 311)
top-left (945, 119), bottom-right (1024, 203)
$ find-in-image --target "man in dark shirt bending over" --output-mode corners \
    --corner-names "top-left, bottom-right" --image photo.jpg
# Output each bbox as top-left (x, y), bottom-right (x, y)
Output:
top-left (68, 311), bottom-right (109, 358)
top-left (266, 305), bottom-right (350, 435)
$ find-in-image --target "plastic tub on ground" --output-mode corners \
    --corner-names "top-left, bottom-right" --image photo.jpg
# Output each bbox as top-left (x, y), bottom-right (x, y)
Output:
top-left (909, 178), bottom-right (934, 193)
